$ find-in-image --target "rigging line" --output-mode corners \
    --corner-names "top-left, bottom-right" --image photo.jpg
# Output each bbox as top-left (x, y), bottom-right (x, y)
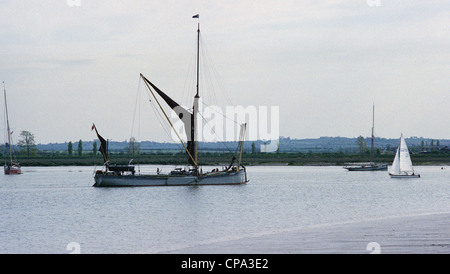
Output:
top-left (141, 75), bottom-right (198, 167)
top-left (199, 35), bottom-right (219, 107)
top-left (199, 35), bottom-right (215, 106)
top-left (130, 76), bottom-right (143, 141)
top-left (181, 39), bottom-right (198, 107)
top-left (147, 89), bottom-right (187, 153)
top-left (141, 78), bottom-right (183, 149)
top-left (197, 111), bottom-right (236, 155)
top-left (198, 102), bottom-right (245, 155)
top-left (148, 95), bottom-right (183, 151)
top-left (198, 100), bottom-right (244, 154)
top-left (200, 100), bottom-right (241, 126)
top-left (199, 33), bottom-right (233, 107)
top-left (130, 77), bottom-right (144, 171)
top-left (203, 59), bottom-right (218, 108)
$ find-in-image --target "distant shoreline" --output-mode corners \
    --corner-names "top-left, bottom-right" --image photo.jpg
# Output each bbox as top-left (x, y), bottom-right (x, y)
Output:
top-left (10, 152), bottom-right (450, 167)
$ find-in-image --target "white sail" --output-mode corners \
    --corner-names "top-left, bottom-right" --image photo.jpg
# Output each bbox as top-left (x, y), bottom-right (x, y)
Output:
top-left (398, 135), bottom-right (414, 174)
top-left (390, 147), bottom-right (401, 175)
top-left (390, 134), bottom-right (415, 176)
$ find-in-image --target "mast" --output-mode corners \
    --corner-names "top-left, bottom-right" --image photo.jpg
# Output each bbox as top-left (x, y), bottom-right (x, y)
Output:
top-left (3, 82), bottom-right (13, 165)
top-left (193, 16), bottom-right (200, 172)
top-left (196, 23), bottom-right (200, 98)
top-left (141, 16), bottom-right (201, 172)
top-left (399, 134), bottom-right (403, 173)
top-left (371, 104), bottom-right (375, 162)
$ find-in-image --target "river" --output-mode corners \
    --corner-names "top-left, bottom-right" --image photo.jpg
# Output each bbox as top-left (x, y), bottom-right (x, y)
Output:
top-left (1, 165), bottom-right (449, 253)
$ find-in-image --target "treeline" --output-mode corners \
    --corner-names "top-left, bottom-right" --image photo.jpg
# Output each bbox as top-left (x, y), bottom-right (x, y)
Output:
top-left (34, 136), bottom-right (450, 154)
top-left (2, 131), bottom-right (449, 166)
top-left (5, 150), bottom-right (450, 167)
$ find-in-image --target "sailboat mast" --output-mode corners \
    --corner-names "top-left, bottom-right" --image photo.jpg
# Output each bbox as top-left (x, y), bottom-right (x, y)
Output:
top-left (3, 82), bottom-right (13, 164)
top-left (398, 134), bottom-right (403, 172)
top-left (371, 104), bottom-right (375, 162)
top-left (193, 21), bottom-right (200, 171)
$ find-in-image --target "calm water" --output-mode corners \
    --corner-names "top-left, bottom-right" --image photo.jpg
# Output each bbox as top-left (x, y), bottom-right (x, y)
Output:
top-left (1, 165), bottom-right (449, 253)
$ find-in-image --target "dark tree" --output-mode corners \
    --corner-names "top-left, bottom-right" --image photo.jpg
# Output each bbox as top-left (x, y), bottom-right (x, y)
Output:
top-left (78, 140), bottom-right (83, 157)
top-left (68, 141), bottom-right (73, 156)
top-left (17, 130), bottom-right (37, 157)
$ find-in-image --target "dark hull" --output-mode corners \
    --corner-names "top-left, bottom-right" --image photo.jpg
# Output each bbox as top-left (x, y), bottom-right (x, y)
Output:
top-left (389, 173), bottom-right (420, 178)
top-left (344, 164), bottom-right (388, 171)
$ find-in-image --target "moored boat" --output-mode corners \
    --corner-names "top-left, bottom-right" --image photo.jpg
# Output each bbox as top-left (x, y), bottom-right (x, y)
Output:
top-left (344, 104), bottom-right (387, 172)
top-left (93, 167), bottom-right (247, 187)
top-left (93, 16), bottom-right (248, 187)
top-left (344, 163), bottom-right (388, 171)
top-left (3, 82), bottom-right (21, 175)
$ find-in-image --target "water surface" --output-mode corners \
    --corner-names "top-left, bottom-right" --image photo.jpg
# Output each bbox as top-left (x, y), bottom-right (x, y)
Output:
top-left (1, 165), bottom-right (449, 253)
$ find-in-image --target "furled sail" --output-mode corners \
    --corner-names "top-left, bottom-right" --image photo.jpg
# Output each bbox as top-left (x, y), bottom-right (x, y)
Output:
top-left (140, 74), bottom-right (196, 167)
top-left (92, 123), bottom-right (108, 163)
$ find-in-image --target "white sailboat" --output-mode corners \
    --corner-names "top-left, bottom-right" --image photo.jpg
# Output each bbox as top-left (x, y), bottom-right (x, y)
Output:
top-left (389, 134), bottom-right (420, 178)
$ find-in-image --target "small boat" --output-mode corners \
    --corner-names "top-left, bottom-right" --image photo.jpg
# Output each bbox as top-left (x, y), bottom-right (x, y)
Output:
top-left (344, 104), bottom-right (387, 171)
top-left (389, 134), bottom-right (420, 178)
top-left (92, 17), bottom-right (248, 187)
top-left (344, 163), bottom-right (388, 171)
top-left (3, 82), bottom-right (21, 175)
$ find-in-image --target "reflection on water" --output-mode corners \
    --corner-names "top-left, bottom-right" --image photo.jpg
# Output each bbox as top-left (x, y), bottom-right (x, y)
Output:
top-left (1, 165), bottom-right (449, 253)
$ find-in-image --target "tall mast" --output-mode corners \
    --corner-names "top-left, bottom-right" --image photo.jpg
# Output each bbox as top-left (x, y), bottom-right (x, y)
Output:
top-left (371, 103), bottom-right (375, 162)
top-left (193, 17), bottom-right (200, 171)
top-left (196, 23), bottom-right (200, 98)
top-left (399, 134), bottom-right (403, 171)
top-left (3, 82), bottom-right (13, 164)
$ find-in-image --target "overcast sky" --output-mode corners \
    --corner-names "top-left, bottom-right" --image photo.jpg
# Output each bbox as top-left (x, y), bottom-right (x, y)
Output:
top-left (1, 0), bottom-right (449, 144)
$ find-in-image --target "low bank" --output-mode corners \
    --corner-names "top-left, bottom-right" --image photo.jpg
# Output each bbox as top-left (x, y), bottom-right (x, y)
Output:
top-left (8, 152), bottom-right (450, 167)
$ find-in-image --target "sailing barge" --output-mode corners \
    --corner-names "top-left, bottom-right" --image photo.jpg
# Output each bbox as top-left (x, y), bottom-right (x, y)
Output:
top-left (93, 19), bottom-right (248, 187)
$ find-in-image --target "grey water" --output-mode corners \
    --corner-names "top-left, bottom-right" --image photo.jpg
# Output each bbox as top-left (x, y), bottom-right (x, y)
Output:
top-left (1, 165), bottom-right (449, 254)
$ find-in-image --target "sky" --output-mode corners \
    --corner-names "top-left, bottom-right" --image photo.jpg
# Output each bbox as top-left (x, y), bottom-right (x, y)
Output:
top-left (1, 0), bottom-right (449, 144)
